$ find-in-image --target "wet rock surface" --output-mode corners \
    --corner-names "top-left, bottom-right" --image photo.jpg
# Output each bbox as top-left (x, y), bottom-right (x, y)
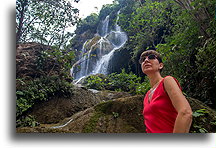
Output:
top-left (17, 94), bottom-right (216, 133)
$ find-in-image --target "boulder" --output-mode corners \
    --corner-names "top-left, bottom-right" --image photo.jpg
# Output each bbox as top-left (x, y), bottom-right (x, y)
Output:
top-left (16, 42), bottom-right (51, 78)
top-left (28, 86), bottom-right (131, 124)
top-left (17, 95), bottom-right (216, 133)
top-left (29, 86), bottom-right (101, 124)
top-left (17, 95), bottom-right (145, 133)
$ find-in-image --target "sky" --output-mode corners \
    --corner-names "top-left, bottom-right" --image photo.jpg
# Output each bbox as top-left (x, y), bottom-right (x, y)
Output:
top-left (67, 0), bottom-right (114, 33)
top-left (73, 0), bottom-right (114, 19)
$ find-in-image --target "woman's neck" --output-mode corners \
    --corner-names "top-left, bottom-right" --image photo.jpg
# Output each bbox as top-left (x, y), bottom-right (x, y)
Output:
top-left (147, 73), bottom-right (163, 88)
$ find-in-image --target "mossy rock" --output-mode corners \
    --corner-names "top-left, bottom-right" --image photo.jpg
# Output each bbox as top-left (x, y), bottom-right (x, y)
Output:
top-left (16, 95), bottom-right (146, 133)
top-left (84, 35), bottom-right (101, 50)
top-left (17, 96), bottom-right (216, 133)
top-left (187, 97), bottom-right (216, 133)
top-left (81, 95), bottom-right (146, 133)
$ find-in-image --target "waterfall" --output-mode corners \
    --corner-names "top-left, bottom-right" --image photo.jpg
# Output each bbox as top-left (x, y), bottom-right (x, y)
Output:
top-left (100, 15), bottom-right (110, 37)
top-left (71, 11), bottom-right (127, 80)
top-left (93, 48), bottom-right (117, 74)
top-left (70, 40), bottom-right (88, 78)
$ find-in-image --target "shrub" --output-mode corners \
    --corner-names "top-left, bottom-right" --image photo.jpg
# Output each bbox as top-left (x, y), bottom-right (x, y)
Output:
top-left (191, 109), bottom-right (216, 133)
top-left (16, 115), bottom-right (40, 128)
top-left (194, 38), bottom-right (216, 107)
top-left (83, 69), bottom-right (150, 95)
top-left (84, 74), bottom-right (106, 90)
top-left (16, 76), bottom-right (74, 126)
top-left (107, 69), bottom-right (149, 94)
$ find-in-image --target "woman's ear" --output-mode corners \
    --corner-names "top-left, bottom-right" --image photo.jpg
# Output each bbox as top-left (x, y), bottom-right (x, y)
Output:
top-left (159, 63), bottom-right (164, 70)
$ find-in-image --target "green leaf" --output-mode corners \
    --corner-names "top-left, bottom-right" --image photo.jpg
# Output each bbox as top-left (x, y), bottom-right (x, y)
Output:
top-left (16, 91), bottom-right (24, 96)
top-left (192, 112), bottom-right (204, 117)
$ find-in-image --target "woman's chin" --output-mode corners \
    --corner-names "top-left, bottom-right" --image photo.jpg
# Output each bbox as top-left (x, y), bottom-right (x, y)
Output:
top-left (143, 70), bottom-right (152, 75)
top-left (143, 69), bottom-right (156, 75)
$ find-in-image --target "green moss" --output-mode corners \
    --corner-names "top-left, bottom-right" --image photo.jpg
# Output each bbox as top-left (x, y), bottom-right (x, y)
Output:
top-left (122, 124), bottom-right (138, 133)
top-left (83, 100), bottom-right (114, 133)
top-left (85, 36), bottom-right (101, 50)
top-left (94, 100), bottom-right (113, 114)
top-left (82, 111), bottom-right (104, 133)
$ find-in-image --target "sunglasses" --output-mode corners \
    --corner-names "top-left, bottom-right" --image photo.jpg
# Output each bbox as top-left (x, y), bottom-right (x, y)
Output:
top-left (139, 54), bottom-right (159, 64)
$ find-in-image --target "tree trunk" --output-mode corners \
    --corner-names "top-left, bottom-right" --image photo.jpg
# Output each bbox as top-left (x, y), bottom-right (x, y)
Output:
top-left (16, 0), bottom-right (28, 43)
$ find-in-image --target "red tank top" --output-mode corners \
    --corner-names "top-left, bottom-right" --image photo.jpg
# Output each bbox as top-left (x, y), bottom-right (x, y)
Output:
top-left (143, 76), bottom-right (181, 133)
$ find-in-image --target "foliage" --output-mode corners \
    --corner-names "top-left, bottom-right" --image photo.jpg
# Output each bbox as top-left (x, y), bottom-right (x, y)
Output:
top-left (114, 0), bottom-right (216, 107)
top-left (16, 0), bottom-right (80, 48)
top-left (36, 46), bottom-right (76, 80)
top-left (107, 69), bottom-right (150, 94)
top-left (193, 38), bottom-right (216, 105)
top-left (16, 44), bottom-right (76, 127)
top-left (84, 69), bottom-right (150, 95)
top-left (84, 74), bottom-right (106, 90)
top-left (98, 3), bottom-right (119, 21)
top-left (192, 109), bottom-right (209, 133)
top-left (16, 115), bottom-right (40, 128)
top-left (117, 0), bottom-right (138, 35)
top-left (16, 76), bottom-right (74, 119)
top-left (135, 79), bottom-right (151, 95)
top-left (75, 13), bottom-right (99, 35)
top-left (119, 0), bottom-right (173, 55)
top-left (155, 0), bottom-right (216, 107)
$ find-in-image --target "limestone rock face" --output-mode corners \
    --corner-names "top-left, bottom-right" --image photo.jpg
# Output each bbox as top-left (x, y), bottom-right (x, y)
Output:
top-left (29, 86), bottom-right (101, 124)
top-left (16, 94), bottom-right (216, 133)
top-left (28, 86), bottom-right (132, 124)
top-left (17, 95), bottom-right (146, 133)
top-left (16, 42), bottom-right (51, 78)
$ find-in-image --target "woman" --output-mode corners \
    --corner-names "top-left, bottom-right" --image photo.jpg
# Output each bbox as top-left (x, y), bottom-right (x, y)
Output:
top-left (139, 50), bottom-right (192, 133)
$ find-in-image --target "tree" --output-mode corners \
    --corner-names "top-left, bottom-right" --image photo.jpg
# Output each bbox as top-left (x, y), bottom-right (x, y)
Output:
top-left (173, 0), bottom-right (214, 38)
top-left (122, 0), bottom-right (171, 52)
top-left (16, 0), bottom-right (80, 48)
top-left (75, 13), bottom-right (99, 35)
top-left (155, 0), bottom-right (216, 108)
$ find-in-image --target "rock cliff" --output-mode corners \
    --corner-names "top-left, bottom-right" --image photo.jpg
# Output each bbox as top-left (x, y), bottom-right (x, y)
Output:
top-left (17, 92), bottom-right (216, 133)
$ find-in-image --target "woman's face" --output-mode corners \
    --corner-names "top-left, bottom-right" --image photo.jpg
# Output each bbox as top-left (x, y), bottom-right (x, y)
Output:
top-left (141, 54), bottom-right (163, 75)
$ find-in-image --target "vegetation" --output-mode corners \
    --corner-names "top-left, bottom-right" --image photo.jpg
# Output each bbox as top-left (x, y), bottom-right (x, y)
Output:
top-left (16, 45), bottom-right (75, 127)
top-left (16, 0), bottom-right (79, 127)
top-left (81, 0), bottom-right (216, 107)
top-left (75, 13), bottom-right (99, 35)
top-left (84, 69), bottom-right (150, 95)
top-left (16, 0), bottom-right (216, 132)
top-left (16, 0), bottom-right (80, 48)
top-left (191, 109), bottom-right (216, 133)
top-left (154, 0), bottom-right (216, 108)
top-left (36, 47), bottom-right (76, 79)
top-left (115, 0), bottom-right (215, 108)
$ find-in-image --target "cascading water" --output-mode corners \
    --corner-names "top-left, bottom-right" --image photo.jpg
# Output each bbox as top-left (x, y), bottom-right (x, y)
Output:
top-left (99, 15), bottom-right (110, 37)
top-left (71, 11), bottom-right (127, 81)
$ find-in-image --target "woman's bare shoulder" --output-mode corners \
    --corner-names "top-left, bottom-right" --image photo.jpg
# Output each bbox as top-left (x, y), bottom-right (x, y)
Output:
top-left (164, 76), bottom-right (175, 82)
top-left (163, 76), bottom-right (179, 88)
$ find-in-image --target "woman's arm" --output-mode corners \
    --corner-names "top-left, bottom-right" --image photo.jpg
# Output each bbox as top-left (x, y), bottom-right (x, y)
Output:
top-left (164, 76), bottom-right (192, 133)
